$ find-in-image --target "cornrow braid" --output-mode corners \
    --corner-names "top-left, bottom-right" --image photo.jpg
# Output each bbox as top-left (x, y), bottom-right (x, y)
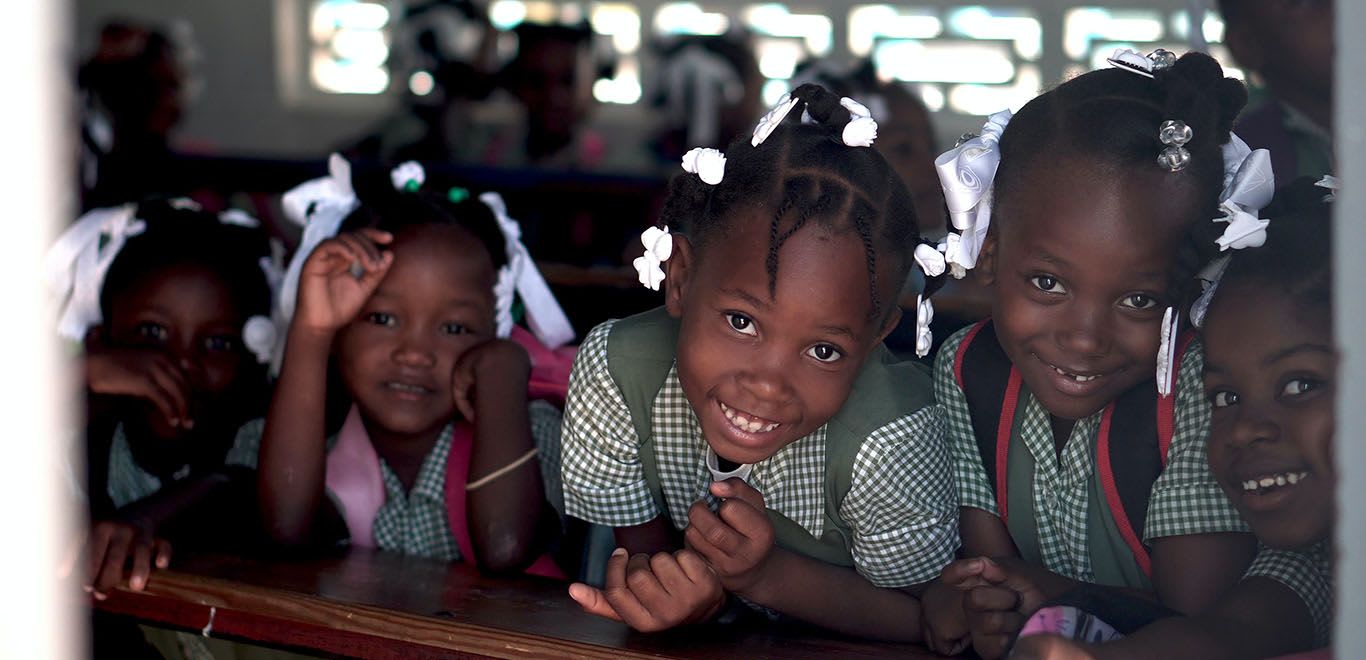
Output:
top-left (659, 82), bottom-right (921, 323)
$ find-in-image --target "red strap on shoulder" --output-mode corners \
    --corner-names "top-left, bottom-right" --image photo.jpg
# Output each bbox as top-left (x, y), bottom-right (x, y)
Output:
top-left (995, 368), bottom-right (1023, 525)
top-left (954, 319), bottom-right (991, 389)
top-left (1155, 332), bottom-right (1198, 467)
top-left (1097, 404), bottom-right (1153, 577)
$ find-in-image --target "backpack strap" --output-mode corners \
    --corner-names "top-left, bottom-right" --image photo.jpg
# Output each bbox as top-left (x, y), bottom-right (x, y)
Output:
top-left (953, 320), bottom-right (1023, 524)
top-left (604, 307), bottom-right (681, 516)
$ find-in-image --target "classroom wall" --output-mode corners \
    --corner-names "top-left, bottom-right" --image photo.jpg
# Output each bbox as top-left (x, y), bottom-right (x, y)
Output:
top-left (76, 0), bottom-right (393, 157)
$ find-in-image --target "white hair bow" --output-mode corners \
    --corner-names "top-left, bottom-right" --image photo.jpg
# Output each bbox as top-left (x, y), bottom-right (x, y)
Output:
top-left (934, 109), bottom-right (1012, 277)
top-left (479, 191), bottom-right (575, 348)
top-left (42, 204), bottom-right (145, 341)
top-left (914, 295), bottom-right (935, 358)
top-left (633, 226), bottom-right (673, 291)
top-left (1214, 135), bottom-right (1275, 251)
top-left (278, 153), bottom-right (360, 336)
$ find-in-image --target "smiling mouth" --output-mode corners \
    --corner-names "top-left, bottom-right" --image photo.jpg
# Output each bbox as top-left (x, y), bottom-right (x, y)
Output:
top-left (1241, 471), bottom-right (1310, 495)
top-left (385, 381), bottom-right (433, 397)
top-left (1034, 354), bottom-right (1108, 383)
top-left (718, 401), bottom-right (781, 434)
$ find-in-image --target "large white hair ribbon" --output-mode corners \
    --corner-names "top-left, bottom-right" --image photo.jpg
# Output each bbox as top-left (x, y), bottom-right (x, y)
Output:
top-left (934, 109), bottom-right (1012, 277)
top-left (1213, 135), bottom-right (1275, 251)
top-left (479, 192), bottom-right (575, 348)
top-left (278, 154), bottom-right (360, 327)
top-left (43, 203), bottom-right (145, 341)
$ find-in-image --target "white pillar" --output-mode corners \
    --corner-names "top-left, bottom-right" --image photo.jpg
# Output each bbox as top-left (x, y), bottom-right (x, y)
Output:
top-left (0, 1), bottom-right (81, 659)
top-left (1334, 0), bottom-right (1365, 655)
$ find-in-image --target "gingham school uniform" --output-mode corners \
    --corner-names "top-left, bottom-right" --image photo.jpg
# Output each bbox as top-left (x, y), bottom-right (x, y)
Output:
top-left (561, 310), bottom-right (958, 588)
top-left (234, 400), bottom-right (563, 561)
top-left (935, 327), bottom-right (1248, 589)
top-left (1245, 542), bottom-right (1334, 647)
top-left (106, 424), bottom-right (260, 509)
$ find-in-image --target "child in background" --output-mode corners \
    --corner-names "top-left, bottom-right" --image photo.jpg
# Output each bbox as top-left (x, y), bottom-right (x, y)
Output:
top-left (44, 199), bottom-right (277, 597)
top-left (254, 157), bottom-right (572, 575)
top-left (1012, 179), bottom-right (1337, 659)
top-left (561, 83), bottom-right (956, 641)
top-left (920, 50), bottom-right (1267, 658)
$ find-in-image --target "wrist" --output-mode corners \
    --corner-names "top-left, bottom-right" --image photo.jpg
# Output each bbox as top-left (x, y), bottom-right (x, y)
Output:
top-left (286, 323), bottom-right (337, 358)
top-left (732, 547), bottom-right (784, 602)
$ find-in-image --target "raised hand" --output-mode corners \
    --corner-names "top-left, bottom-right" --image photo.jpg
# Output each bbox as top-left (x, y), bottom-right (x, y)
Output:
top-left (568, 547), bottom-right (726, 632)
top-left (293, 229), bottom-right (394, 335)
top-left (683, 478), bottom-right (775, 594)
top-left (85, 346), bottom-right (192, 430)
top-left (450, 339), bottom-right (531, 422)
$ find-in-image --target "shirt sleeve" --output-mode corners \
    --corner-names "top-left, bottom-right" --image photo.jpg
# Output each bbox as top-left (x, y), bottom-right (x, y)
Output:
top-left (839, 405), bottom-right (960, 588)
top-left (1144, 340), bottom-right (1250, 540)
top-left (223, 418), bottom-right (265, 469)
top-left (560, 321), bottom-right (662, 526)
top-left (529, 399), bottom-right (566, 519)
top-left (1243, 544), bottom-right (1333, 647)
top-left (933, 326), bottom-right (998, 515)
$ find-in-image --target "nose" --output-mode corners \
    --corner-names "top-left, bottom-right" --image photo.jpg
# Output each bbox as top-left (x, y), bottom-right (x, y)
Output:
top-left (1055, 301), bottom-right (1111, 357)
top-left (1229, 407), bottom-right (1280, 448)
top-left (392, 328), bottom-right (436, 368)
top-left (736, 349), bottom-right (795, 404)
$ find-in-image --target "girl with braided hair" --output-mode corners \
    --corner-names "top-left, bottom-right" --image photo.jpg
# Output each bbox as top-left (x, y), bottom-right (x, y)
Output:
top-left (560, 83), bottom-right (955, 639)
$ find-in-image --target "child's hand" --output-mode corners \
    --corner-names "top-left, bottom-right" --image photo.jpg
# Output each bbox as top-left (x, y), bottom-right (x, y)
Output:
top-left (450, 339), bottom-right (531, 421)
top-left (1008, 634), bottom-right (1097, 660)
top-left (84, 520), bottom-right (172, 599)
top-left (920, 574), bottom-right (973, 655)
top-left (294, 229), bottom-right (393, 334)
top-left (85, 347), bottom-right (192, 430)
top-left (955, 557), bottom-right (1048, 660)
top-left (683, 478), bottom-right (775, 594)
top-left (568, 547), bottom-right (726, 632)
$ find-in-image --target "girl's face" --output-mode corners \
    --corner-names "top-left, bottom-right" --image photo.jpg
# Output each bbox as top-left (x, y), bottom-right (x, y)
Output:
top-left (980, 159), bottom-right (1195, 421)
top-left (1203, 282), bottom-right (1335, 550)
top-left (105, 263), bottom-right (252, 441)
top-left (336, 225), bottom-right (497, 445)
top-left (665, 213), bottom-right (897, 465)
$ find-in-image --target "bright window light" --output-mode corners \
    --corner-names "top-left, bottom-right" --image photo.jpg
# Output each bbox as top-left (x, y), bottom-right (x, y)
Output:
top-left (848, 5), bottom-right (941, 58)
top-left (947, 6), bottom-right (1042, 60)
top-left (744, 4), bottom-right (832, 55)
top-left (309, 0), bottom-right (392, 94)
top-left (654, 3), bottom-right (730, 36)
top-left (1063, 8), bottom-right (1164, 60)
top-left (592, 4), bottom-right (641, 53)
top-left (947, 64), bottom-right (1040, 115)
top-left (761, 79), bottom-right (788, 106)
top-left (918, 84), bottom-right (945, 112)
top-left (875, 40), bottom-right (1015, 85)
top-left (1170, 10), bottom-right (1225, 43)
top-left (490, 0), bottom-right (528, 29)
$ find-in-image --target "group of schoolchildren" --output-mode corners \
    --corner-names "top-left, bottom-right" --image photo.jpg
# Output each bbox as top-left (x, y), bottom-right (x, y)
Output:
top-left (55, 48), bottom-right (1339, 660)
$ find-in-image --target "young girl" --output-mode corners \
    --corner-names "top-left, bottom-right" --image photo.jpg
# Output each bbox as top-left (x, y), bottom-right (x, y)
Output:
top-left (920, 51), bottom-right (1267, 658)
top-left (1011, 180), bottom-right (1337, 659)
top-left (254, 157), bottom-right (571, 575)
top-left (44, 199), bottom-right (276, 597)
top-left (561, 83), bottom-right (957, 641)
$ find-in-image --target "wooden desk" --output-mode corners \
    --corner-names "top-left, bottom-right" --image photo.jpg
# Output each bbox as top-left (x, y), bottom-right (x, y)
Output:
top-left (94, 550), bottom-right (943, 659)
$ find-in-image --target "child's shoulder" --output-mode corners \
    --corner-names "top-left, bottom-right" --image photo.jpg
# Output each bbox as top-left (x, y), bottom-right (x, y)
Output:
top-left (576, 307), bottom-right (679, 388)
top-left (830, 344), bottom-right (938, 442)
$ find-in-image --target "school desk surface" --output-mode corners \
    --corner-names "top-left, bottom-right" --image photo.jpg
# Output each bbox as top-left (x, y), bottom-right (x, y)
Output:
top-left (92, 549), bottom-right (945, 659)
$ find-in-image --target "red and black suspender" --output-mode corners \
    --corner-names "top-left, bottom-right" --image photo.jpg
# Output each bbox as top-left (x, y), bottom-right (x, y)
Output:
top-left (952, 320), bottom-right (1194, 577)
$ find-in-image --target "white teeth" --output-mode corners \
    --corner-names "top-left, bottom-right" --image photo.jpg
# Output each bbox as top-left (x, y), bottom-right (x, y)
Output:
top-left (1242, 472), bottom-right (1309, 493)
top-left (1051, 366), bottom-right (1099, 382)
top-left (719, 402), bottom-right (779, 434)
top-left (1259, 477), bottom-right (1276, 488)
top-left (1275, 475), bottom-right (1287, 486)
top-left (1286, 473), bottom-right (1299, 485)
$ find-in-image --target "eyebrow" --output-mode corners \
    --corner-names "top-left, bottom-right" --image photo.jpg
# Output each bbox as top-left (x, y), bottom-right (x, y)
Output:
top-left (818, 324), bottom-right (857, 340)
top-left (719, 287), bottom-right (769, 310)
top-left (369, 289), bottom-right (488, 311)
top-left (1264, 343), bottom-right (1336, 365)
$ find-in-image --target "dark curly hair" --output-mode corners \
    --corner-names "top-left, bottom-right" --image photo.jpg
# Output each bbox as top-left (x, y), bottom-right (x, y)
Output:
top-left (656, 83), bottom-right (923, 322)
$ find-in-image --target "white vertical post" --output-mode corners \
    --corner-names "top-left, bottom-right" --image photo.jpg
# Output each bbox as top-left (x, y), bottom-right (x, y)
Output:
top-left (1335, 0), bottom-right (1365, 655)
top-left (0, 0), bottom-right (80, 659)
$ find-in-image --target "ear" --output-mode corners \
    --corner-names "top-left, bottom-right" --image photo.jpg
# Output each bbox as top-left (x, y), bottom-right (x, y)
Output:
top-left (664, 235), bottom-right (695, 318)
top-left (1223, 21), bottom-right (1264, 74)
top-left (976, 231), bottom-right (1000, 287)
top-left (876, 304), bottom-right (903, 345)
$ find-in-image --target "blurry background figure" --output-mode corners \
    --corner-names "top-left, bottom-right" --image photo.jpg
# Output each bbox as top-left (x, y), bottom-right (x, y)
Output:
top-left (1219, 0), bottom-right (1334, 182)
top-left (792, 58), bottom-right (945, 237)
top-left (348, 0), bottom-right (498, 163)
top-left (648, 32), bottom-right (763, 162)
top-left (78, 20), bottom-right (199, 210)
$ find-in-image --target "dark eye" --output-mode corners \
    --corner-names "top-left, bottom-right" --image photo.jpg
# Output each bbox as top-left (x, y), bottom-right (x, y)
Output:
top-left (726, 312), bottom-right (757, 337)
top-left (204, 335), bottom-right (239, 353)
top-left (1281, 378), bottom-right (1320, 398)
top-left (367, 312), bottom-right (396, 328)
top-left (806, 344), bottom-right (843, 363)
top-left (136, 322), bottom-right (169, 343)
top-left (1119, 293), bottom-right (1158, 310)
top-left (442, 322), bottom-right (468, 336)
top-left (1030, 275), bottom-right (1066, 294)
top-left (1211, 390), bottom-right (1239, 408)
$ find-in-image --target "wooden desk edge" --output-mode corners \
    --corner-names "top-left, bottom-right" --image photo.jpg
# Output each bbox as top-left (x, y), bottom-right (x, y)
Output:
top-left (95, 569), bottom-right (657, 660)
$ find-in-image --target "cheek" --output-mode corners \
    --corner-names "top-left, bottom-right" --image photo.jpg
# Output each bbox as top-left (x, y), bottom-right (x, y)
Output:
top-left (1297, 404), bottom-right (1337, 481)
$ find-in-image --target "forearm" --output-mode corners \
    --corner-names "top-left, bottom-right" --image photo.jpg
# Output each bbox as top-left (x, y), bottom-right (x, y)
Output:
top-left (1152, 533), bottom-right (1257, 615)
top-left (258, 326), bottom-right (333, 545)
top-left (465, 382), bottom-right (542, 573)
top-left (115, 472), bottom-right (233, 532)
top-left (739, 547), bottom-right (926, 642)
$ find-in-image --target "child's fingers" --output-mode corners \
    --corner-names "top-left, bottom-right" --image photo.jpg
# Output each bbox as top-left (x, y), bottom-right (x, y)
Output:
top-left (93, 535), bottom-right (132, 598)
top-left (716, 496), bottom-right (771, 543)
top-left (942, 557), bottom-right (992, 589)
top-left (450, 367), bottom-right (476, 421)
top-left (685, 502), bottom-right (742, 555)
top-left (155, 539), bottom-right (172, 570)
top-left (567, 583), bottom-right (624, 622)
top-left (600, 550), bottom-right (661, 630)
top-left (673, 548), bottom-right (717, 586)
top-left (964, 584), bottom-right (1020, 613)
top-left (85, 525), bottom-right (114, 590)
top-left (335, 232), bottom-right (386, 268)
top-left (648, 552), bottom-right (693, 597)
top-left (356, 228), bottom-right (394, 247)
top-left (709, 478), bottom-right (765, 510)
top-left (147, 360), bottom-right (192, 428)
top-left (969, 631), bottom-right (1017, 660)
top-left (682, 521), bottom-right (726, 565)
top-left (128, 541), bottom-right (154, 591)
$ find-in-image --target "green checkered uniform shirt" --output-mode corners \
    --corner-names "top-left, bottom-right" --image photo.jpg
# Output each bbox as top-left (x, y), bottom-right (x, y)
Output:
top-left (234, 401), bottom-right (563, 561)
top-left (562, 319), bottom-right (958, 588)
top-left (934, 327), bottom-right (1247, 587)
top-left (107, 423), bottom-right (259, 509)
top-left (1245, 541), bottom-right (1333, 647)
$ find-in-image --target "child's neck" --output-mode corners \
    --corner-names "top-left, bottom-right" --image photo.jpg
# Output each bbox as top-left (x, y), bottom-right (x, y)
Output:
top-left (1048, 415), bottom-right (1076, 461)
top-left (361, 416), bottom-right (448, 494)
